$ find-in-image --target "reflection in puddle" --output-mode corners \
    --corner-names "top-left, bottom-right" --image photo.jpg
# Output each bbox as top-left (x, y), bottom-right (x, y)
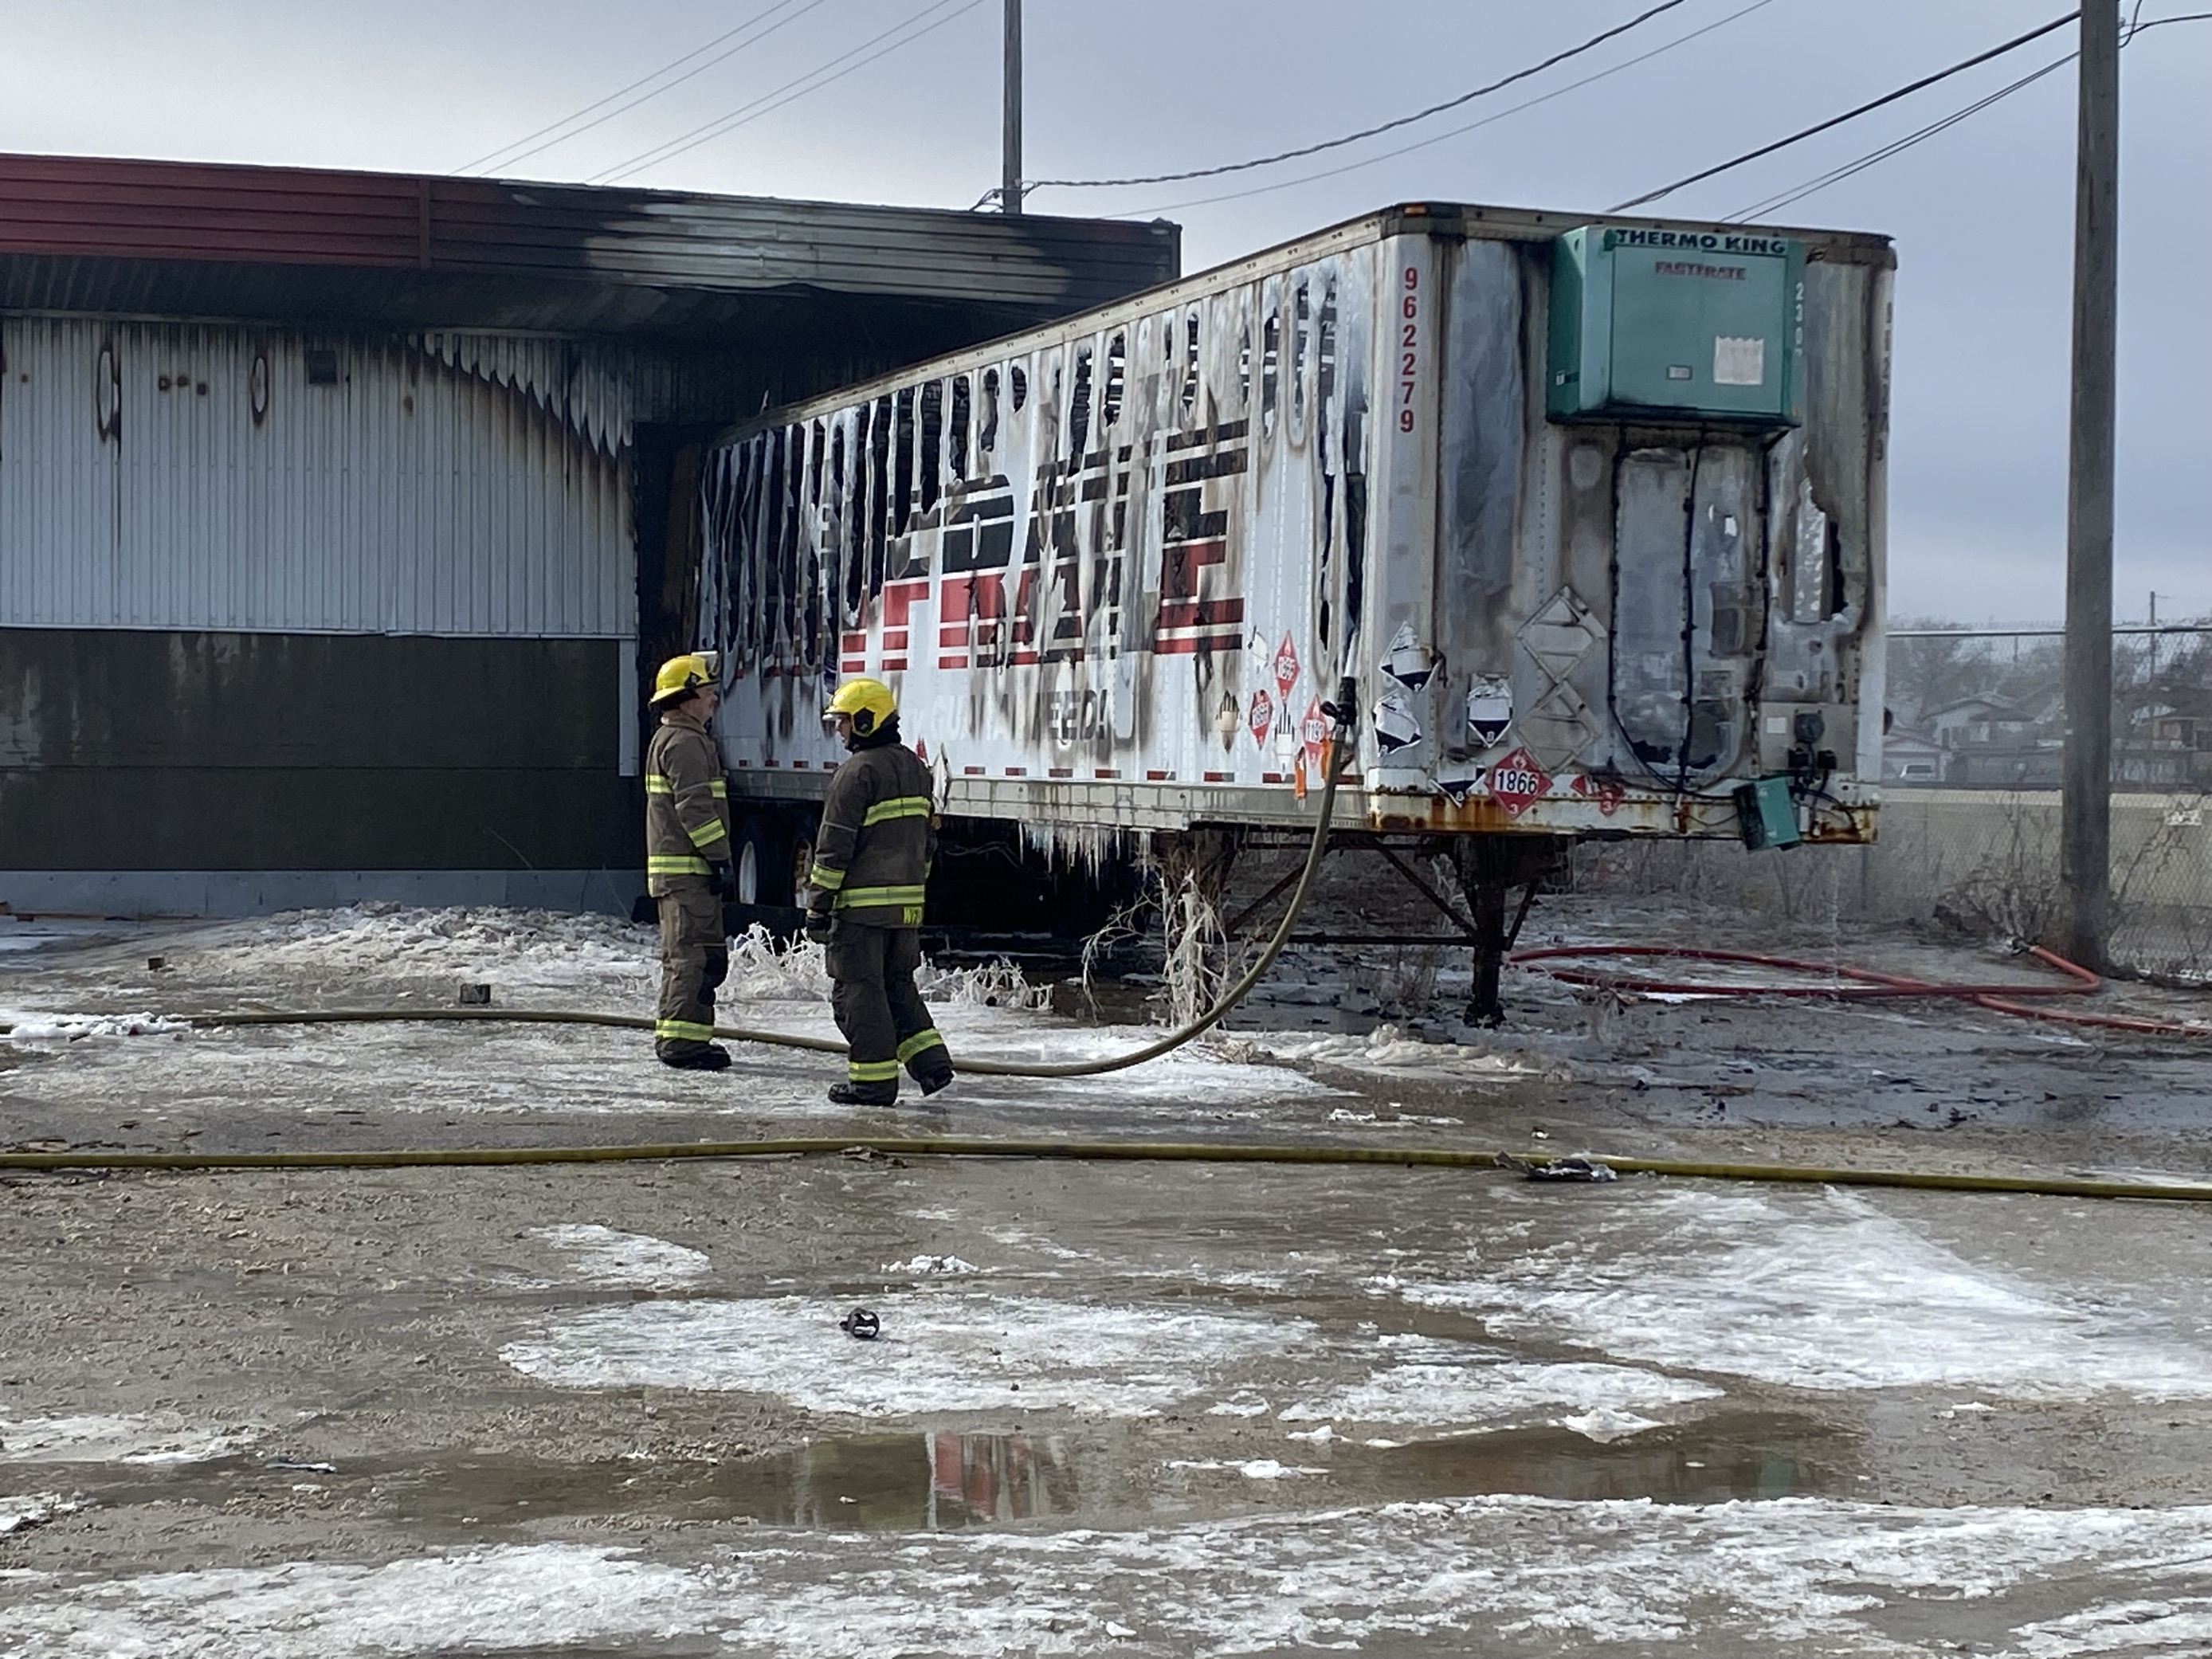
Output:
top-left (780, 1430), bottom-right (1077, 1530)
top-left (1370, 1414), bottom-right (1841, 1505)
top-left (350, 1431), bottom-right (1076, 1535)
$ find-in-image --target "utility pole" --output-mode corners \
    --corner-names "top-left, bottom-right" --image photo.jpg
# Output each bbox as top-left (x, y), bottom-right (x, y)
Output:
top-left (1002, 0), bottom-right (1023, 215)
top-left (2061, 0), bottom-right (2119, 969)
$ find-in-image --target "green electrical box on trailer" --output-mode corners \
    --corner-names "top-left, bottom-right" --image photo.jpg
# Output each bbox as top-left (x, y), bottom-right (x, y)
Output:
top-left (1547, 226), bottom-right (1803, 424)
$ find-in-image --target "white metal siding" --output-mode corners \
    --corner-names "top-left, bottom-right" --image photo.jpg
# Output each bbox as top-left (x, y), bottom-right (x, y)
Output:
top-left (0, 317), bottom-right (633, 637)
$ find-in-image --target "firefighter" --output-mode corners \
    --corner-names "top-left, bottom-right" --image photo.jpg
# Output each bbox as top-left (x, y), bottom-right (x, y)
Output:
top-left (645, 651), bottom-right (736, 1071)
top-left (805, 677), bottom-right (955, 1106)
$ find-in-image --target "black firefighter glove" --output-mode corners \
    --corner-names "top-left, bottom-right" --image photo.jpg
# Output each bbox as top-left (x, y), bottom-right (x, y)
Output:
top-left (803, 903), bottom-right (834, 946)
top-left (707, 859), bottom-right (734, 898)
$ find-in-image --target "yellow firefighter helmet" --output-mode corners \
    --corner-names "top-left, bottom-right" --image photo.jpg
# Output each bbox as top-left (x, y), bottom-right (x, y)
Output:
top-left (825, 676), bottom-right (896, 737)
top-left (651, 651), bottom-right (720, 708)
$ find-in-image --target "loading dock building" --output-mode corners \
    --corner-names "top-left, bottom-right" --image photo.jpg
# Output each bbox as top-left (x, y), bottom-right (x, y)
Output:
top-left (0, 152), bottom-right (1176, 916)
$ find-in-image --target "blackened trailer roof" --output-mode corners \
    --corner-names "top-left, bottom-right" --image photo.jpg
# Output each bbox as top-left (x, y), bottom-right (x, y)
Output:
top-left (0, 153), bottom-right (1179, 340)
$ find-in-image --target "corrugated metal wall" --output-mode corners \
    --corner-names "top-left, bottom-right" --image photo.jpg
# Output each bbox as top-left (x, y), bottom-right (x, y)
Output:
top-left (0, 317), bottom-right (632, 637)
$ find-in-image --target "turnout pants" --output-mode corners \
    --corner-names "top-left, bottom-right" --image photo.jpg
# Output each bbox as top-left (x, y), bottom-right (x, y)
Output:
top-left (655, 880), bottom-right (728, 1059)
top-left (826, 920), bottom-right (950, 1090)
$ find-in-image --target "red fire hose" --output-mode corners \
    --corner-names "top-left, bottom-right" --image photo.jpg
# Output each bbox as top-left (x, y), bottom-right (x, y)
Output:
top-left (1508, 942), bottom-right (2212, 1038)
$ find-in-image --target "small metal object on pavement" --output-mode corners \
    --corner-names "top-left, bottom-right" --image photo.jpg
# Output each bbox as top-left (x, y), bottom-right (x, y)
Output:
top-left (839, 1308), bottom-right (881, 1340)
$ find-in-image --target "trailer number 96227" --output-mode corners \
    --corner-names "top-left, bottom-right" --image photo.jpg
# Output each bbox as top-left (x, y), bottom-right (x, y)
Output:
top-left (1398, 265), bottom-right (1419, 433)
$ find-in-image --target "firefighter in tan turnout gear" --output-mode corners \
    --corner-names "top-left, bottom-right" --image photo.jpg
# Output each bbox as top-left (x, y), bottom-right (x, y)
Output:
top-left (805, 677), bottom-right (955, 1106)
top-left (645, 652), bottom-right (737, 1071)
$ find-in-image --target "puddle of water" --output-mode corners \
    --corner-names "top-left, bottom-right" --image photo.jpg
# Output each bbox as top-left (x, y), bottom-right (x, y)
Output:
top-left (1357, 1412), bottom-right (1846, 1505)
top-left (43, 1412), bottom-right (1845, 1539)
top-left (364, 1430), bottom-right (1079, 1535)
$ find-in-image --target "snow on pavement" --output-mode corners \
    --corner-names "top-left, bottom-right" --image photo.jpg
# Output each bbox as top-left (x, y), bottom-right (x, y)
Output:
top-left (8, 1498), bottom-right (2212, 1657)
top-left (498, 1269), bottom-right (1720, 1438)
top-left (1382, 1184), bottom-right (2212, 1399)
top-left (0, 1414), bottom-right (253, 1466)
top-left (500, 1292), bottom-right (1315, 1418)
top-left (530, 1225), bottom-right (713, 1289)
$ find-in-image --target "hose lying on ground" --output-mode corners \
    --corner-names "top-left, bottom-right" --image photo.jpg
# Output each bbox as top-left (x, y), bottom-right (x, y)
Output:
top-left (2, 1135), bottom-right (2209, 1203)
top-left (1510, 942), bottom-right (2212, 1040)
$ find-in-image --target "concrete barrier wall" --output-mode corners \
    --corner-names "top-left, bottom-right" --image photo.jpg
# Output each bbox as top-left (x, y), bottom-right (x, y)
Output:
top-left (1573, 789), bottom-right (2212, 980)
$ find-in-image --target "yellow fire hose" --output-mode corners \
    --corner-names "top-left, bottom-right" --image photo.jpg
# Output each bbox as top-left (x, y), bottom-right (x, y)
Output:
top-left (0, 1136), bottom-right (2208, 1203)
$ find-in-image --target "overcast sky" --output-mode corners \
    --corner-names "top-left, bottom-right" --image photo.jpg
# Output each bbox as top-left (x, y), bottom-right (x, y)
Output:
top-left (6, 0), bottom-right (2206, 625)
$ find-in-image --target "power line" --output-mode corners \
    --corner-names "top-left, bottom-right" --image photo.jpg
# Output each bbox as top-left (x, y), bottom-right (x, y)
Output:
top-left (1024, 0), bottom-right (1699, 194)
top-left (1727, 56), bottom-right (2073, 222)
top-left (1720, 9), bottom-right (2210, 222)
top-left (459, 0), bottom-right (827, 175)
top-left (592, 0), bottom-right (987, 185)
top-left (1119, 0), bottom-right (1781, 219)
top-left (1606, 10), bottom-right (2079, 213)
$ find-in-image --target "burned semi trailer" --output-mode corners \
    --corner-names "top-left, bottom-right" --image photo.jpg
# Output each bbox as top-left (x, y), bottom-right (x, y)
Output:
top-left (690, 202), bottom-right (1892, 1014)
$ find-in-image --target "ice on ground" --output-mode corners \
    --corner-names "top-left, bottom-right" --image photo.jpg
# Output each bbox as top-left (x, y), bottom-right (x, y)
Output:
top-left (950, 1026), bottom-right (1335, 1104)
top-left (0, 1543), bottom-right (700, 1657)
top-left (12, 1500), bottom-right (2212, 1657)
top-left (1389, 1186), bottom-right (2212, 1399)
top-left (880, 1254), bottom-right (979, 1277)
top-left (500, 1292), bottom-right (1717, 1434)
top-left (1166, 1459), bottom-right (1327, 1479)
top-left (0, 1414), bottom-right (251, 1465)
top-left (166, 906), bottom-right (662, 998)
top-left (85, 907), bottom-right (1060, 1014)
top-left (500, 1292), bottom-right (1307, 1418)
top-left (530, 1225), bottom-right (712, 1289)
top-left (1263, 1023), bottom-right (1562, 1080)
top-left (0, 1492), bottom-right (73, 1534)
top-left (1326, 1105), bottom-right (1462, 1127)
top-left (1277, 1341), bottom-right (1721, 1436)
top-left (1, 1010), bottom-right (190, 1047)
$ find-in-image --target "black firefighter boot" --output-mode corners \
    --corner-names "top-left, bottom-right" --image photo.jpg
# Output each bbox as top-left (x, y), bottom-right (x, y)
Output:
top-left (827, 1079), bottom-right (899, 1107)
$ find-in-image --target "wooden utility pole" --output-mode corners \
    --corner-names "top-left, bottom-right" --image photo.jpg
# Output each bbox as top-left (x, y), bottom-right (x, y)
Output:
top-left (2061, 0), bottom-right (2119, 968)
top-left (1002, 0), bottom-right (1023, 215)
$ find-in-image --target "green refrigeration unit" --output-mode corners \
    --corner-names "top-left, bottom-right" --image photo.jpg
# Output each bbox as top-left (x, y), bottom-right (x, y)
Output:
top-left (1547, 225), bottom-right (1804, 424)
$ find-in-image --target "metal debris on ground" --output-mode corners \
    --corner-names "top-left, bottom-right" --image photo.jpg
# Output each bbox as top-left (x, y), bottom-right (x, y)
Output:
top-left (839, 1308), bottom-right (881, 1340)
top-left (1498, 1152), bottom-right (1618, 1182)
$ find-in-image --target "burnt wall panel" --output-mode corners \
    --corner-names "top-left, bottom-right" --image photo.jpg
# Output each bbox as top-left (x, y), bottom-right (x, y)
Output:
top-left (0, 629), bottom-right (638, 869)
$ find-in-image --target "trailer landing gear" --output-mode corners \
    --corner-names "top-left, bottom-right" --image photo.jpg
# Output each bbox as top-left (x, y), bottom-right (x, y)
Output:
top-left (1216, 830), bottom-right (1572, 1028)
top-left (1449, 836), bottom-right (1572, 1026)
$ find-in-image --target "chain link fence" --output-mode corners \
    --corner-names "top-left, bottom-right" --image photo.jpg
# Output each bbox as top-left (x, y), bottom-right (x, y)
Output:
top-left (1571, 790), bottom-right (2212, 984)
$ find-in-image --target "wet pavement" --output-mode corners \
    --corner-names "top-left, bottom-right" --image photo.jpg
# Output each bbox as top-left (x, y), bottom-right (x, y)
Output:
top-left (4, 900), bottom-right (2212, 1654)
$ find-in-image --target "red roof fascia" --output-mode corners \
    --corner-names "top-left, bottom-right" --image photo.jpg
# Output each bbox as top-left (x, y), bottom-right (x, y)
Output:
top-left (0, 153), bottom-right (458, 269)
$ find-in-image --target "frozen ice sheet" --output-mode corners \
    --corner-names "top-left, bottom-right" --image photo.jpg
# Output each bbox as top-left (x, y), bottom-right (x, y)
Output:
top-left (1386, 1186), bottom-right (2212, 1399)
top-left (501, 1292), bottom-right (1312, 1418)
top-left (531, 1225), bottom-right (712, 1289)
top-left (9, 1498), bottom-right (2212, 1657)
top-left (0, 1414), bottom-right (251, 1465)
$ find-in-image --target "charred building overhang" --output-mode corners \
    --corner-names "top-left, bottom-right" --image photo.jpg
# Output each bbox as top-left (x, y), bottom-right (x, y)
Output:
top-left (0, 151), bottom-right (1179, 363)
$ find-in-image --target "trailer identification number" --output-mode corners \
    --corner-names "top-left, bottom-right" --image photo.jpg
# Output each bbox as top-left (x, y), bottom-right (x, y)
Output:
top-left (1398, 265), bottom-right (1420, 433)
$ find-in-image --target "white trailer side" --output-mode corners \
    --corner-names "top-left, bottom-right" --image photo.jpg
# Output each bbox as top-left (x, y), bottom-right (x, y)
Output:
top-left (692, 202), bottom-right (1892, 990)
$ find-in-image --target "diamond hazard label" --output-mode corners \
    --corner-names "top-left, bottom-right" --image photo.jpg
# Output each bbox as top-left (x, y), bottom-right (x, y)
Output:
top-left (1570, 771), bottom-right (1625, 817)
top-left (1300, 697), bottom-right (1329, 772)
top-left (1248, 688), bottom-right (1274, 747)
top-left (1486, 747), bottom-right (1553, 817)
top-left (1273, 633), bottom-right (1300, 697)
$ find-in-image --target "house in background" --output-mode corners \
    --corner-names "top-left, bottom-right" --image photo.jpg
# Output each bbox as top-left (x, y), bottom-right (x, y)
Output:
top-left (1881, 726), bottom-right (1945, 785)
